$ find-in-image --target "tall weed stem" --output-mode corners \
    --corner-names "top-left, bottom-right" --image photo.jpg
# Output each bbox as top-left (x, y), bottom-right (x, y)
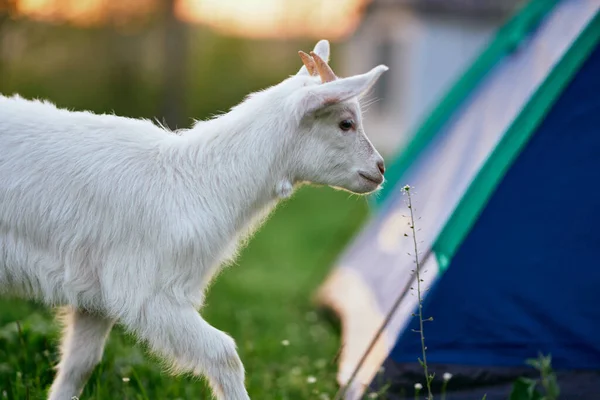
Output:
top-left (402, 185), bottom-right (433, 400)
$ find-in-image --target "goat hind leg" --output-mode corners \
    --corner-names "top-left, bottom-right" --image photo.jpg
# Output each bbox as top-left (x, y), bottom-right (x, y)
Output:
top-left (47, 307), bottom-right (114, 400)
top-left (125, 300), bottom-right (250, 400)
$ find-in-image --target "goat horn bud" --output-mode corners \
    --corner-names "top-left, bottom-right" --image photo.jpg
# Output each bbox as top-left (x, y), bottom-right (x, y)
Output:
top-left (310, 51), bottom-right (337, 83)
top-left (298, 51), bottom-right (317, 76)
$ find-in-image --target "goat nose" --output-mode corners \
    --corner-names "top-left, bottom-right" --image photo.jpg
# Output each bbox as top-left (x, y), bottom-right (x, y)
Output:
top-left (377, 160), bottom-right (385, 175)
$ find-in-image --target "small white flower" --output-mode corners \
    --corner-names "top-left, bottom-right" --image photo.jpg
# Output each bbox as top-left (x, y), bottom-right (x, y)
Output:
top-left (122, 377), bottom-right (130, 383)
top-left (368, 393), bottom-right (379, 399)
top-left (414, 383), bottom-right (423, 390)
top-left (291, 366), bottom-right (302, 376)
top-left (305, 311), bottom-right (318, 322)
top-left (307, 375), bottom-right (317, 384)
top-left (281, 339), bottom-right (290, 346)
top-left (443, 372), bottom-right (453, 382)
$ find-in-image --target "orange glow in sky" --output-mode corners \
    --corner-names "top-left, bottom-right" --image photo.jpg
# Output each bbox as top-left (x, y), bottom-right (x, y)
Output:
top-left (176, 0), bottom-right (368, 39)
top-left (13, 0), bottom-right (369, 39)
top-left (15, 0), bottom-right (156, 27)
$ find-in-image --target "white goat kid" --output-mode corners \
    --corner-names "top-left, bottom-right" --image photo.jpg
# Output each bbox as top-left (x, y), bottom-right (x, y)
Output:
top-left (0, 40), bottom-right (387, 400)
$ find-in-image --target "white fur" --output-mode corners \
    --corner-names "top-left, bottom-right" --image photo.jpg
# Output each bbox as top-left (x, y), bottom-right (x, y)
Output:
top-left (0, 40), bottom-right (387, 400)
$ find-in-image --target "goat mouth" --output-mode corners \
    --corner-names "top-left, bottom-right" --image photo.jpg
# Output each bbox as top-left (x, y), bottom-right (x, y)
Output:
top-left (358, 172), bottom-right (383, 185)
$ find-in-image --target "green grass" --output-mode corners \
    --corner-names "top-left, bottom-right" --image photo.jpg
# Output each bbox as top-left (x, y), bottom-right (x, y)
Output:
top-left (0, 187), bottom-right (371, 399)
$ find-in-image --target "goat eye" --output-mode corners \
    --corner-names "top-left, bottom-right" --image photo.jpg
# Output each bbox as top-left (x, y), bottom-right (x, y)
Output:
top-left (339, 119), bottom-right (354, 131)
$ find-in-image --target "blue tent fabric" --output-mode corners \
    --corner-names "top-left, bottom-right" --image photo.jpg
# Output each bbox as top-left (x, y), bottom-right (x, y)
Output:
top-left (372, 40), bottom-right (600, 398)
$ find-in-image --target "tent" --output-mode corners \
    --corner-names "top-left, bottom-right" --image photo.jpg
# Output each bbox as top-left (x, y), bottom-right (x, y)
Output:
top-left (316, 0), bottom-right (600, 399)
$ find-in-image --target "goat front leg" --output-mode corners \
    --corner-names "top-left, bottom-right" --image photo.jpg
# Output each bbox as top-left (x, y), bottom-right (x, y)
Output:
top-left (47, 307), bottom-right (115, 400)
top-left (125, 298), bottom-right (250, 400)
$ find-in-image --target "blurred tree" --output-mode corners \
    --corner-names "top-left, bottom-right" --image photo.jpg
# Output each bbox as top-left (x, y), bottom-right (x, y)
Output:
top-left (104, 24), bottom-right (142, 118)
top-left (0, 0), bottom-right (17, 90)
top-left (160, 0), bottom-right (188, 129)
top-left (0, 0), bottom-right (16, 23)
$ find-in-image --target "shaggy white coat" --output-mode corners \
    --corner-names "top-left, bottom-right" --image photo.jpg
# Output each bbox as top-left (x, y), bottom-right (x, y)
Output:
top-left (0, 40), bottom-right (387, 400)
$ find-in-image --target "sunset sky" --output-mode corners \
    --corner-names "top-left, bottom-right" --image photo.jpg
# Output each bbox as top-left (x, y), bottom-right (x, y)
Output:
top-left (14, 0), bottom-right (370, 39)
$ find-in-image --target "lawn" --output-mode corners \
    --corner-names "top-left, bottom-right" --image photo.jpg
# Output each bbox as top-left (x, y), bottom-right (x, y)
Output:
top-left (0, 187), bottom-right (371, 399)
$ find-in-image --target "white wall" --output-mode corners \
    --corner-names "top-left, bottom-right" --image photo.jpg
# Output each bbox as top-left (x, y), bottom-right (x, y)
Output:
top-left (340, 7), bottom-right (504, 157)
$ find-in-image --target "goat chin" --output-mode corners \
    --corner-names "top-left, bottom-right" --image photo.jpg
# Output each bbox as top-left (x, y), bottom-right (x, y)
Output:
top-left (0, 38), bottom-right (387, 400)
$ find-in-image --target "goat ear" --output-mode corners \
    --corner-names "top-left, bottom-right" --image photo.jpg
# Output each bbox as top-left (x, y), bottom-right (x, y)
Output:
top-left (298, 64), bottom-right (389, 114)
top-left (297, 39), bottom-right (330, 76)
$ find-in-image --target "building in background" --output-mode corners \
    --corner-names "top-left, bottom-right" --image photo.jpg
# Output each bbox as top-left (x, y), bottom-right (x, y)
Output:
top-left (340, 0), bottom-right (524, 156)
